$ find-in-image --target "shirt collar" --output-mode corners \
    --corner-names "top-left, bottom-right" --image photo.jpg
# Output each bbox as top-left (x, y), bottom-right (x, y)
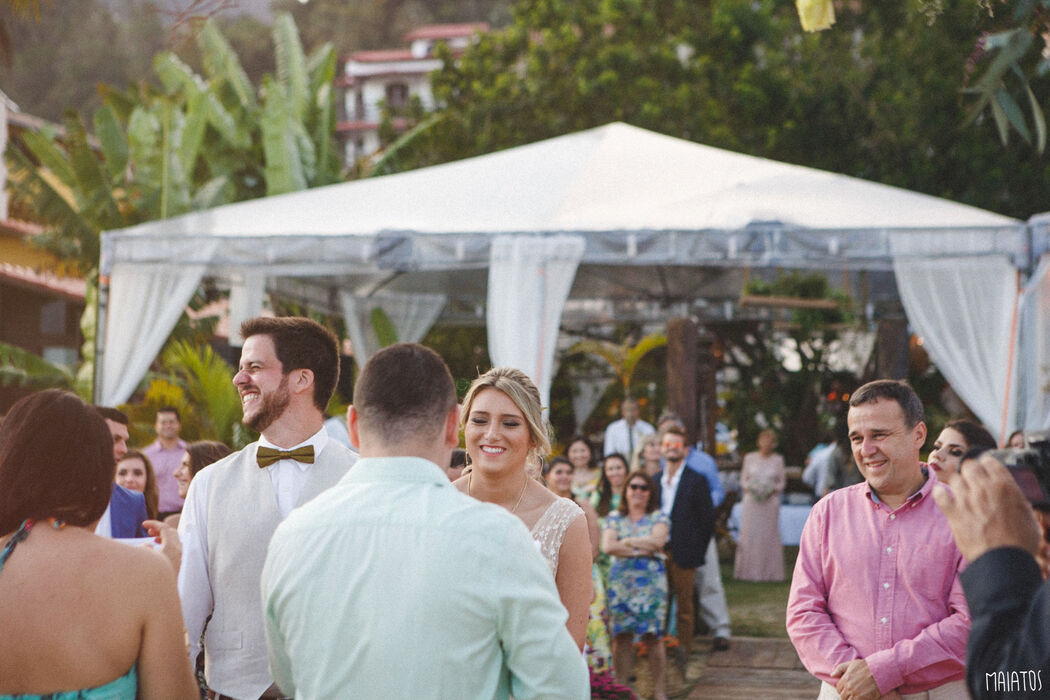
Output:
top-left (345, 457), bottom-right (449, 486)
top-left (258, 427), bottom-right (329, 472)
top-left (866, 465), bottom-right (932, 507)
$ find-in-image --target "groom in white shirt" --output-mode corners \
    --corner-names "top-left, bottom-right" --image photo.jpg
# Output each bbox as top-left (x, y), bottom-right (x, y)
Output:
top-left (177, 316), bottom-right (357, 700)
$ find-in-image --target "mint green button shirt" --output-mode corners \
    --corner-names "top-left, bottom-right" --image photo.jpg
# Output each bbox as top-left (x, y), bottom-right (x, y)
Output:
top-left (261, 457), bottom-right (589, 700)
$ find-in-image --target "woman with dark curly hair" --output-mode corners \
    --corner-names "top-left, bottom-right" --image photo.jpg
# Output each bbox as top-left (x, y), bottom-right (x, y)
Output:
top-left (928, 418), bottom-right (997, 476)
top-left (0, 390), bottom-right (197, 699)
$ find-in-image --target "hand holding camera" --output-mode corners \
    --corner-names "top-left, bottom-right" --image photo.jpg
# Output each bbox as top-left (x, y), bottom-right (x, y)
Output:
top-left (932, 451), bottom-right (1043, 564)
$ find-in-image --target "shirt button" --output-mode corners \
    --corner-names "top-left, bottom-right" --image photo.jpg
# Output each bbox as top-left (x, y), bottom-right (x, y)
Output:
top-left (883, 583), bottom-right (890, 589)
top-left (890, 514), bottom-right (896, 520)
top-left (886, 546), bottom-right (893, 553)
top-left (881, 617), bottom-right (888, 623)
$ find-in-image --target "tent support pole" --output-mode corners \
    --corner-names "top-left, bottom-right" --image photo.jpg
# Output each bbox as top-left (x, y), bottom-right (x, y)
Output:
top-left (92, 273), bottom-right (109, 405)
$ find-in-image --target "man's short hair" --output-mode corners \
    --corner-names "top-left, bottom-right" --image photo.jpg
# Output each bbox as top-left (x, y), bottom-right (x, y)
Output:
top-left (849, 379), bottom-right (924, 427)
top-left (661, 423), bottom-right (686, 439)
top-left (94, 405), bottom-right (129, 425)
top-left (156, 406), bottom-right (180, 421)
top-left (241, 316), bottom-right (340, 412)
top-left (353, 343), bottom-right (456, 445)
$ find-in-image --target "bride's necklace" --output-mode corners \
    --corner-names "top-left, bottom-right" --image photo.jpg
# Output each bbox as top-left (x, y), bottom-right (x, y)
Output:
top-left (469, 471), bottom-right (529, 514)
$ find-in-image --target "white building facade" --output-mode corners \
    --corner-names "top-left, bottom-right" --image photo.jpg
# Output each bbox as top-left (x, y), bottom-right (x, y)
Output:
top-left (336, 23), bottom-right (488, 166)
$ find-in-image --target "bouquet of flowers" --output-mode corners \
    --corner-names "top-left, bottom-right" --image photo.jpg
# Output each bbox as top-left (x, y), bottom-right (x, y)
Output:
top-left (589, 668), bottom-right (635, 700)
top-left (747, 478), bottom-right (777, 502)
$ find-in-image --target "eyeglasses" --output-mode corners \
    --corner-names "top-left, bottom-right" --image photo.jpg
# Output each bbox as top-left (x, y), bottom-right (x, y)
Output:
top-left (628, 483), bottom-right (650, 491)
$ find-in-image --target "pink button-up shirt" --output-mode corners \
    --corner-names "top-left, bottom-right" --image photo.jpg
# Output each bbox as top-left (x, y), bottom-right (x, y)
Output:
top-left (786, 470), bottom-right (969, 695)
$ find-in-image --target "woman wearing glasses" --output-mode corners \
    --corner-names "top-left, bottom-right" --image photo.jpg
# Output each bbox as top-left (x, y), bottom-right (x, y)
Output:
top-left (601, 470), bottom-right (670, 700)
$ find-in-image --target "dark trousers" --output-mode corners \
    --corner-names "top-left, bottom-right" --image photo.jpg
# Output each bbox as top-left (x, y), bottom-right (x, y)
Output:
top-left (666, 558), bottom-right (697, 655)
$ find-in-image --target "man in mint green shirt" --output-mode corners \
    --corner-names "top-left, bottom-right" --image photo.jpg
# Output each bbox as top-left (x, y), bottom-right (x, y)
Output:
top-left (261, 343), bottom-right (589, 700)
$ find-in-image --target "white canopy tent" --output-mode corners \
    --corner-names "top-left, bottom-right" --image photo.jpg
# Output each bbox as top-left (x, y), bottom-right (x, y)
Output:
top-left (99, 122), bottom-right (1048, 434)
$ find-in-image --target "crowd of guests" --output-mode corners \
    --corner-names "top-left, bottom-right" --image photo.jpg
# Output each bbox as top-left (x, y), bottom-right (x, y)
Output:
top-left (0, 312), bottom-right (1045, 700)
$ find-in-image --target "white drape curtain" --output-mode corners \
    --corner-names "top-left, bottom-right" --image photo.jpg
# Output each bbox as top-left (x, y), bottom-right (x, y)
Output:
top-left (339, 291), bottom-right (447, 368)
top-left (893, 255), bottom-right (1020, 438)
top-left (227, 272), bottom-right (267, 347)
top-left (486, 235), bottom-right (585, 410)
top-left (1015, 256), bottom-right (1050, 431)
top-left (101, 263), bottom-right (207, 405)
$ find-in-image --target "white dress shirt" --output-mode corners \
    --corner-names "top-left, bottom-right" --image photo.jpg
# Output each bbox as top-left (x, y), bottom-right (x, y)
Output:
top-left (603, 418), bottom-right (655, 457)
top-left (178, 427), bottom-right (330, 661)
top-left (660, 462), bottom-right (686, 534)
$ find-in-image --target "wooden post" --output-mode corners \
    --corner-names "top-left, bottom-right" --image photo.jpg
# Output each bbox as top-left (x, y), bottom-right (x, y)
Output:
top-left (876, 318), bottom-right (910, 379)
top-left (697, 332), bottom-right (718, 456)
top-left (666, 318), bottom-right (698, 446)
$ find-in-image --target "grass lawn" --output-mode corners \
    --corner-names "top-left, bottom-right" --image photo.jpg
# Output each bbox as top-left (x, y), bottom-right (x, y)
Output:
top-left (719, 545), bottom-right (799, 638)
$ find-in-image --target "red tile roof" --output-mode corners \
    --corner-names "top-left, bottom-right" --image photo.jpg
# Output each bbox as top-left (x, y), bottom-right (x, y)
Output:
top-left (0, 263), bottom-right (86, 302)
top-left (403, 23), bottom-right (489, 41)
top-left (0, 219), bottom-right (45, 237)
top-left (349, 49), bottom-right (416, 63)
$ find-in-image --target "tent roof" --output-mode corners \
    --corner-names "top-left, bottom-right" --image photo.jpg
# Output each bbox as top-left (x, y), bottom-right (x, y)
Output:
top-left (107, 121), bottom-right (1018, 239)
top-left (101, 122), bottom-right (1029, 322)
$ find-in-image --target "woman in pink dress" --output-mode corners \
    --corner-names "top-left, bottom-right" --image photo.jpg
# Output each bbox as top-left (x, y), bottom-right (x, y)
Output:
top-left (733, 429), bottom-right (786, 581)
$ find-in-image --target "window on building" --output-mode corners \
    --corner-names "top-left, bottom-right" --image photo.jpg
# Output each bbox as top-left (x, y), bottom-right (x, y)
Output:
top-left (385, 83), bottom-right (409, 110)
top-left (40, 300), bottom-right (67, 336)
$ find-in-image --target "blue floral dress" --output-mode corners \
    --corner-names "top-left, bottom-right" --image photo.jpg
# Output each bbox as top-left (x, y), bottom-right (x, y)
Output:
top-left (604, 510), bottom-right (669, 639)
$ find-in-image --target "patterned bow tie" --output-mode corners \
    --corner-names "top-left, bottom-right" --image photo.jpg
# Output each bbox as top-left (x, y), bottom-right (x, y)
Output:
top-left (257, 445), bottom-right (315, 468)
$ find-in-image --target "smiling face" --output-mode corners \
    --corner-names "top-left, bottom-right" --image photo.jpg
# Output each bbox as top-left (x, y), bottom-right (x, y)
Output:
top-left (567, 440), bottom-right (593, 471)
top-left (547, 461), bottom-right (575, 496)
top-left (603, 456), bottom-right (628, 489)
top-left (155, 410), bottom-right (180, 441)
top-left (848, 397), bottom-right (927, 508)
top-left (115, 455), bottom-right (147, 493)
top-left (660, 431), bottom-right (686, 466)
top-left (625, 474), bottom-right (652, 511)
top-left (464, 388), bottom-right (534, 476)
top-left (927, 427), bottom-right (969, 475)
top-left (175, 451), bottom-right (193, 498)
top-left (233, 334), bottom-right (292, 433)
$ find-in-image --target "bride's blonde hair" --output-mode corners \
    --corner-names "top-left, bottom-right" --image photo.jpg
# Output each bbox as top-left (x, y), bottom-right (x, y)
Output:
top-left (460, 367), bottom-right (552, 468)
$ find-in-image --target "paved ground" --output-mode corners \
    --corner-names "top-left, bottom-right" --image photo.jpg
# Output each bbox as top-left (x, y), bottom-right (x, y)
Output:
top-left (684, 636), bottom-right (820, 699)
top-left (627, 636), bottom-right (820, 699)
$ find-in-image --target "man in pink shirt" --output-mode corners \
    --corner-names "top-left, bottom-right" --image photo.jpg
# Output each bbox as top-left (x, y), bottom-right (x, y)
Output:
top-left (787, 379), bottom-right (969, 700)
top-left (143, 406), bottom-right (187, 517)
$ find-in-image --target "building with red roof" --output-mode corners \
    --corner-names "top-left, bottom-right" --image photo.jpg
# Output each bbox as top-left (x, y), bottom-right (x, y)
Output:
top-left (337, 22), bottom-right (488, 166)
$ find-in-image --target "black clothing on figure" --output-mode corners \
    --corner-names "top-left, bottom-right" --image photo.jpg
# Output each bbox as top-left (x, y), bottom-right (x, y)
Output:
top-left (961, 546), bottom-right (1050, 699)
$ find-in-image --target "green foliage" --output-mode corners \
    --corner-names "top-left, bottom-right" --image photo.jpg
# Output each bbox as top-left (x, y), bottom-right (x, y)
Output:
top-left (915, 1), bottom-right (1050, 153)
top-left (0, 1), bottom-right (167, 122)
top-left (717, 273), bottom-right (859, 463)
top-left (6, 13), bottom-right (340, 399)
top-left (0, 341), bottom-right (74, 391)
top-left (745, 272), bottom-right (852, 334)
top-left (8, 13), bottom-right (339, 273)
top-left (269, 0), bottom-right (513, 56)
top-left (568, 332), bottom-right (668, 399)
top-left (381, 0), bottom-right (1050, 219)
top-left (369, 307), bottom-right (400, 348)
top-left (151, 339), bottom-right (251, 448)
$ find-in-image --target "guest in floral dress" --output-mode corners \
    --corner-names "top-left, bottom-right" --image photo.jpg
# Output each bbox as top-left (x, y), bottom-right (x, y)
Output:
top-left (602, 470), bottom-right (670, 700)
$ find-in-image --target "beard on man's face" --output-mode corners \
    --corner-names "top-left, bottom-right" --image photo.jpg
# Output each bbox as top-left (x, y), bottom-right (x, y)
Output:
top-left (244, 374), bottom-right (292, 433)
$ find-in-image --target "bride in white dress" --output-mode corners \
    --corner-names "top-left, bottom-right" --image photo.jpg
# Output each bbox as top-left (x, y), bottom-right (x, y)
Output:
top-left (454, 367), bottom-right (591, 650)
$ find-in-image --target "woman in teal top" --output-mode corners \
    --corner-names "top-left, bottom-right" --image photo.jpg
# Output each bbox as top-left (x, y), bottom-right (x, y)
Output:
top-left (0, 390), bottom-right (198, 700)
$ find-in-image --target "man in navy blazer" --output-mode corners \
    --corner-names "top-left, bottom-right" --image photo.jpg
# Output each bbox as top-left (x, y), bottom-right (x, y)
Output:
top-left (94, 406), bottom-right (148, 538)
top-left (653, 423), bottom-right (715, 677)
